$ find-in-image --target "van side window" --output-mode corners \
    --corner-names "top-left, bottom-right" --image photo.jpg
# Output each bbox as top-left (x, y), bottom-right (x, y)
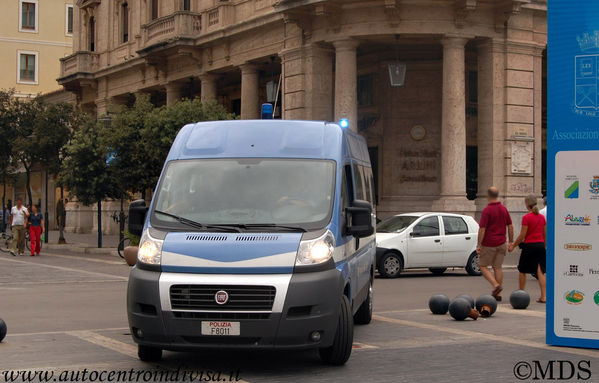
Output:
top-left (341, 171), bottom-right (349, 210)
top-left (352, 163), bottom-right (366, 201)
top-left (363, 166), bottom-right (374, 205)
top-left (344, 165), bottom-right (354, 204)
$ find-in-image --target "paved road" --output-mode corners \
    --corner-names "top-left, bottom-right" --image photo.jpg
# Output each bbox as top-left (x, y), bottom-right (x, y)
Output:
top-left (1, 250), bottom-right (598, 382)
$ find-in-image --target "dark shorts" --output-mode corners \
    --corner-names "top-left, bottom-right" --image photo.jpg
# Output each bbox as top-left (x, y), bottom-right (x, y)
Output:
top-left (518, 242), bottom-right (546, 274)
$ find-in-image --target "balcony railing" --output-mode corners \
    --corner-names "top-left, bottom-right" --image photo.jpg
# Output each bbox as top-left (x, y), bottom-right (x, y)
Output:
top-left (141, 11), bottom-right (203, 49)
top-left (60, 51), bottom-right (99, 78)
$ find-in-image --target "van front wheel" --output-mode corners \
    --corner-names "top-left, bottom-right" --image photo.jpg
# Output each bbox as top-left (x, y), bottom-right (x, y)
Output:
top-left (319, 295), bottom-right (353, 365)
top-left (353, 280), bottom-right (373, 325)
top-left (138, 345), bottom-right (162, 362)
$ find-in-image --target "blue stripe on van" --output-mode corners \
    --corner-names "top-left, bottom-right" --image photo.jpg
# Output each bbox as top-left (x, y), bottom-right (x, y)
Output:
top-left (162, 232), bottom-right (302, 262)
top-left (162, 265), bottom-right (294, 274)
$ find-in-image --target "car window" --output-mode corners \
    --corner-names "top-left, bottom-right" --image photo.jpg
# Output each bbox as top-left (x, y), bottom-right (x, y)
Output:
top-left (352, 163), bottom-right (366, 201)
top-left (442, 216), bottom-right (469, 235)
top-left (413, 216), bottom-right (440, 237)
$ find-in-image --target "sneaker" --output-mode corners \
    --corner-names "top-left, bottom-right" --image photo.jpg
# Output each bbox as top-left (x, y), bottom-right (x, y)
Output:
top-left (10, 250), bottom-right (15, 256)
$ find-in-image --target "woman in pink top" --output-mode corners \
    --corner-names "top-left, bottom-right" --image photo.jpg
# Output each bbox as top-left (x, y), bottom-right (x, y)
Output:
top-left (508, 195), bottom-right (547, 303)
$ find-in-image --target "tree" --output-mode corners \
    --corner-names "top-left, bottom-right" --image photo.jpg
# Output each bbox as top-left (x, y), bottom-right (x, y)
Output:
top-left (10, 98), bottom-right (44, 207)
top-left (139, 98), bottom-right (235, 193)
top-left (0, 90), bottom-right (17, 229)
top-left (60, 119), bottom-right (122, 247)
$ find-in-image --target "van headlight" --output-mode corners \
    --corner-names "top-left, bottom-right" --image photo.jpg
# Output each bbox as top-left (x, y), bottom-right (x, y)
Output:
top-left (137, 229), bottom-right (163, 265)
top-left (296, 230), bottom-right (335, 266)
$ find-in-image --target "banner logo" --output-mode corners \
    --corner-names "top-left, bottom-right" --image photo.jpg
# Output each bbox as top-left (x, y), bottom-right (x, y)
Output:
top-left (564, 243), bottom-right (592, 251)
top-left (565, 290), bottom-right (585, 305)
top-left (564, 176), bottom-right (580, 198)
top-left (564, 214), bottom-right (591, 226)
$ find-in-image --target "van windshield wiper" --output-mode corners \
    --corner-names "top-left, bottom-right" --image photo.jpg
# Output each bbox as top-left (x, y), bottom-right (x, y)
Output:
top-left (220, 223), bottom-right (307, 232)
top-left (154, 210), bottom-right (241, 232)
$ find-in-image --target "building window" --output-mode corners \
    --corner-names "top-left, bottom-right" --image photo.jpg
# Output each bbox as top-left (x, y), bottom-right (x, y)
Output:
top-left (89, 16), bottom-right (95, 51)
top-left (151, 0), bottom-right (158, 20)
top-left (358, 74), bottom-right (374, 106)
top-left (183, 0), bottom-right (190, 11)
top-left (66, 5), bottom-right (73, 35)
top-left (19, 0), bottom-right (38, 32)
top-left (121, 2), bottom-right (129, 43)
top-left (17, 51), bottom-right (38, 84)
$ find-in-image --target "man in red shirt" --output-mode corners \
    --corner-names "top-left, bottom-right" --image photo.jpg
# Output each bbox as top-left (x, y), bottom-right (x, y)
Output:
top-left (476, 186), bottom-right (514, 301)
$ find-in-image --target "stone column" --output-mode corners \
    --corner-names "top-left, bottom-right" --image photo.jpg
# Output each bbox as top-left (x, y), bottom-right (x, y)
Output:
top-left (165, 82), bottom-right (184, 106)
top-left (95, 98), bottom-right (109, 117)
top-left (333, 39), bottom-right (359, 131)
top-left (280, 44), bottom-right (333, 120)
top-left (240, 64), bottom-right (260, 119)
top-left (476, 39), bottom-right (506, 207)
top-left (200, 74), bottom-right (219, 103)
top-left (439, 36), bottom-right (468, 199)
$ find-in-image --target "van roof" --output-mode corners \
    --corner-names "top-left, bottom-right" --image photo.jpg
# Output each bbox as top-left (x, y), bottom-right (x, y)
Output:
top-left (166, 120), bottom-right (370, 164)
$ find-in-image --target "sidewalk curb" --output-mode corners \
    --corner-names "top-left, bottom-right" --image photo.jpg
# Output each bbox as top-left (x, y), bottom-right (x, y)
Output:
top-left (44, 243), bottom-right (118, 256)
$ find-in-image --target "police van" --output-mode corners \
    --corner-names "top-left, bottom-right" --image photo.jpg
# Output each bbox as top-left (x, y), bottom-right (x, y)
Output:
top-left (126, 118), bottom-right (376, 365)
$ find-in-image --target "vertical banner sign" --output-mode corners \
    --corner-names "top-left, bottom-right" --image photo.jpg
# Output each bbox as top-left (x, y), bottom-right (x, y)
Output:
top-left (548, 1), bottom-right (599, 349)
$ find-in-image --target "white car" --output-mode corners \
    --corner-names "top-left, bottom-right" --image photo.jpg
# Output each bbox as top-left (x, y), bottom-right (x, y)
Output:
top-left (375, 213), bottom-right (480, 278)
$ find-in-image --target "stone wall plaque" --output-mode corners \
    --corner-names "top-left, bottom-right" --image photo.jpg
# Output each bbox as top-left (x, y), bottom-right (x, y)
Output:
top-left (511, 141), bottom-right (533, 174)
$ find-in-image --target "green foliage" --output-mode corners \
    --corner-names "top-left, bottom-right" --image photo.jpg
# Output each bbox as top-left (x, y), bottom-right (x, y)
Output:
top-left (105, 96), bottom-right (235, 194)
top-left (123, 230), bottom-right (140, 246)
top-left (60, 119), bottom-right (122, 206)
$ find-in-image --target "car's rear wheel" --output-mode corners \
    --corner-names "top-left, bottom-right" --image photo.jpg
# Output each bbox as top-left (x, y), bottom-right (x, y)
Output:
top-left (379, 252), bottom-right (403, 278)
top-left (465, 252), bottom-right (482, 276)
top-left (429, 267), bottom-right (447, 275)
top-left (353, 279), bottom-right (373, 325)
top-left (319, 295), bottom-right (353, 365)
top-left (138, 345), bottom-right (162, 362)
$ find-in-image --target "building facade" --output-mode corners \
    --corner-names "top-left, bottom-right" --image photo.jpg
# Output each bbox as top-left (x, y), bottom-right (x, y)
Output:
top-left (1, 0), bottom-right (74, 230)
top-left (59, 0), bottom-right (547, 232)
top-left (1, 0), bottom-right (74, 97)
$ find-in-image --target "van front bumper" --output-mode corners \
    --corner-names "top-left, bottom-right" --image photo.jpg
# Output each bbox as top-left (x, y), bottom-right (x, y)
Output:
top-left (127, 267), bottom-right (344, 351)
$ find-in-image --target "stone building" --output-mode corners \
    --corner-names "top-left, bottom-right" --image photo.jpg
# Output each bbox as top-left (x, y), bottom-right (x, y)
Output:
top-left (59, 0), bottom-right (547, 231)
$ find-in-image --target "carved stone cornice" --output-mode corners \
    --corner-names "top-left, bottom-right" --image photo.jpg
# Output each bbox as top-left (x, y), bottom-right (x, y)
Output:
top-left (495, 0), bottom-right (531, 31)
top-left (454, 0), bottom-right (477, 28)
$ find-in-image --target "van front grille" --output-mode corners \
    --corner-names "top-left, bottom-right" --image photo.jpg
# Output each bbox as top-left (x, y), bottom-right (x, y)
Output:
top-left (170, 285), bottom-right (276, 311)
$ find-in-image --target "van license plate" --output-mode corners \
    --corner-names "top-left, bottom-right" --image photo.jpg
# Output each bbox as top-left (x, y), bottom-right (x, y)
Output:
top-left (201, 321), bottom-right (240, 336)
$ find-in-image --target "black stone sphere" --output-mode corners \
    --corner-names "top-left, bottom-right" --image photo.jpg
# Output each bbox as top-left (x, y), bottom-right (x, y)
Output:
top-left (476, 294), bottom-right (498, 317)
top-left (510, 290), bottom-right (531, 310)
top-left (0, 318), bottom-right (6, 342)
top-left (455, 294), bottom-right (475, 309)
top-left (428, 294), bottom-right (450, 315)
top-left (449, 298), bottom-right (473, 321)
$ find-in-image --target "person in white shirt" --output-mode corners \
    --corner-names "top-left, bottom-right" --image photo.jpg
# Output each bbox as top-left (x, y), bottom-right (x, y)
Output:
top-left (9, 197), bottom-right (29, 256)
top-left (539, 196), bottom-right (547, 219)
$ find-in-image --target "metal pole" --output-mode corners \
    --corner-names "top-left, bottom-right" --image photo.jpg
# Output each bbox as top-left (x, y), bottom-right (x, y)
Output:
top-left (97, 198), bottom-right (102, 248)
top-left (58, 185), bottom-right (66, 244)
top-left (119, 196), bottom-right (125, 244)
top-left (44, 170), bottom-right (49, 243)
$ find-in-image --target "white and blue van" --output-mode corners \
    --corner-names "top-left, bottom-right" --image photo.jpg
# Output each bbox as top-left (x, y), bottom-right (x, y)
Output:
top-left (126, 119), bottom-right (376, 365)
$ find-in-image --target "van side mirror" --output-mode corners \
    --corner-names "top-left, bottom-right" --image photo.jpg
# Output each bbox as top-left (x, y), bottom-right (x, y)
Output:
top-left (128, 199), bottom-right (148, 237)
top-left (346, 199), bottom-right (374, 238)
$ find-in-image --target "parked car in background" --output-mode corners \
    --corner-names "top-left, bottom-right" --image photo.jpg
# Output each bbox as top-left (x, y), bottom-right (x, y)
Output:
top-left (375, 213), bottom-right (480, 278)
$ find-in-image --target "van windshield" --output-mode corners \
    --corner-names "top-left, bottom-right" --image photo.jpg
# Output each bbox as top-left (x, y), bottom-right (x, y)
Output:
top-left (151, 158), bottom-right (336, 231)
top-left (377, 216), bottom-right (418, 233)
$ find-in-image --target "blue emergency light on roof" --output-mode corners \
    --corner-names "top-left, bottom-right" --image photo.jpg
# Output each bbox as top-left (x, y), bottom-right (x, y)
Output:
top-left (339, 118), bottom-right (349, 129)
top-left (261, 103), bottom-right (273, 119)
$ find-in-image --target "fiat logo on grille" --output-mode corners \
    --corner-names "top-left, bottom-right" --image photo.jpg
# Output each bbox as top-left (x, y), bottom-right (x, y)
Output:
top-left (215, 290), bottom-right (229, 305)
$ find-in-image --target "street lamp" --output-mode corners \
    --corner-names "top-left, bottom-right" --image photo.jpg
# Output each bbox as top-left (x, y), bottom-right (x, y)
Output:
top-left (57, 148), bottom-right (66, 244)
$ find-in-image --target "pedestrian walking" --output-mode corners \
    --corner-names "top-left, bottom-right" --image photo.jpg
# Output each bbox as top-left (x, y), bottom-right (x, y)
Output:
top-left (508, 195), bottom-right (547, 303)
top-left (539, 196), bottom-right (547, 219)
top-left (9, 197), bottom-right (29, 256)
top-left (476, 186), bottom-right (514, 301)
top-left (28, 204), bottom-right (44, 256)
